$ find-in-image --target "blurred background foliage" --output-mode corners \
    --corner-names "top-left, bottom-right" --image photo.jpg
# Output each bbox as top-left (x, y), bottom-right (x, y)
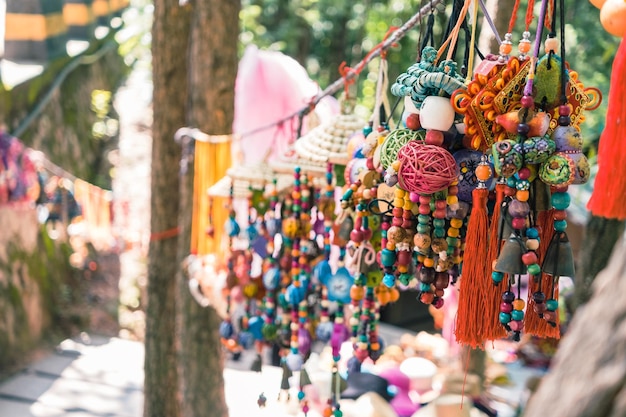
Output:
top-left (239, 0), bottom-right (620, 156)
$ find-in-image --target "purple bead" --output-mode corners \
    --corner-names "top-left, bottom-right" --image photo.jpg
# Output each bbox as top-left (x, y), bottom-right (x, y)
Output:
top-left (502, 291), bottom-right (515, 303)
top-left (508, 199), bottom-right (531, 218)
top-left (517, 123), bottom-right (530, 135)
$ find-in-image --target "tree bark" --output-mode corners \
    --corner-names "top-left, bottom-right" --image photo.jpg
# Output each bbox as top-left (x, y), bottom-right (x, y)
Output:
top-left (573, 215), bottom-right (625, 310)
top-left (144, 2), bottom-right (190, 417)
top-left (524, 237), bottom-right (626, 417)
top-left (176, 1), bottom-right (240, 417)
top-left (477, 0), bottom-right (514, 55)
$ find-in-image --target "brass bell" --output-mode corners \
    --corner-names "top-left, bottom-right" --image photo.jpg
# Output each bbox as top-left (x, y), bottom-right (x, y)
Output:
top-left (542, 232), bottom-right (575, 277)
top-left (494, 234), bottom-right (527, 275)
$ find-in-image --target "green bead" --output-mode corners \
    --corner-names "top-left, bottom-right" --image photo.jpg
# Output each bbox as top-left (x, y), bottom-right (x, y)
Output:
top-left (433, 228), bottom-right (446, 238)
top-left (511, 310), bottom-right (524, 321)
top-left (554, 220), bottom-right (567, 232)
top-left (446, 236), bottom-right (458, 247)
top-left (417, 224), bottom-right (430, 234)
top-left (551, 192), bottom-right (571, 210)
top-left (433, 218), bottom-right (446, 228)
top-left (527, 263), bottom-right (541, 275)
top-left (546, 299), bottom-right (558, 311)
top-left (418, 214), bottom-right (431, 225)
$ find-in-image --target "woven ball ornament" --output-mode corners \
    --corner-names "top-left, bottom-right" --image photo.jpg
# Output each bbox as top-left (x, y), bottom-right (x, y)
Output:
top-left (397, 141), bottom-right (458, 194)
top-left (379, 129), bottom-right (425, 170)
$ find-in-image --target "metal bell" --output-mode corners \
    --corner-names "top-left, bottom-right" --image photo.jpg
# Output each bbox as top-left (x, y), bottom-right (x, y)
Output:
top-left (542, 232), bottom-right (575, 277)
top-left (494, 234), bottom-right (527, 275)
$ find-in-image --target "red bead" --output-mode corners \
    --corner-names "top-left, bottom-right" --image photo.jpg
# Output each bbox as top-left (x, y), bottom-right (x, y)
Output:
top-left (521, 95), bottom-right (534, 109)
top-left (361, 229), bottom-right (373, 241)
top-left (419, 205), bottom-right (431, 215)
top-left (403, 210), bottom-right (413, 219)
top-left (512, 217), bottom-right (526, 229)
top-left (392, 217), bottom-right (403, 227)
top-left (504, 186), bottom-right (517, 197)
top-left (558, 104), bottom-right (571, 116)
top-left (366, 158), bottom-right (375, 170)
top-left (425, 130), bottom-right (445, 146)
top-left (500, 302), bottom-right (513, 313)
top-left (397, 250), bottom-right (411, 264)
top-left (420, 195), bottom-right (430, 204)
top-left (553, 185), bottom-right (569, 193)
top-left (435, 200), bottom-right (447, 210)
top-left (509, 320), bottom-right (523, 331)
top-left (518, 167), bottom-right (531, 180)
top-left (521, 251), bottom-right (538, 265)
top-left (448, 185), bottom-right (459, 196)
top-left (392, 207), bottom-right (403, 216)
top-left (406, 113), bottom-right (421, 130)
top-left (553, 210), bottom-right (567, 221)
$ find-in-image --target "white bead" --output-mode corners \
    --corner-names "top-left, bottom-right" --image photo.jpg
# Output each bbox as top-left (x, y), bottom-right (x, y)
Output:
top-left (419, 96), bottom-right (455, 131)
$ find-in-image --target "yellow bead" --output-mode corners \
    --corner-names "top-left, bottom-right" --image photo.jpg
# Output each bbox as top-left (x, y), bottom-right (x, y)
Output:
top-left (448, 228), bottom-right (460, 238)
top-left (447, 195), bottom-right (459, 205)
top-left (404, 201), bottom-right (413, 211)
top-left (423, 258), bottom-right (435, 268)
top-left (417, 254), bottom-right (426, 263)
top-left (392, 161), bottom-right (401, 171)
top-left (397, 265), bottom-right (408, 273)
top-left (394, 188), bottom-right (406, 198)
top-left (513, 299), bottom-right (525, 310)
top-left (450, 218), bottom-right (463, 228)
top-left (393, 198), bottom-right (404, 208)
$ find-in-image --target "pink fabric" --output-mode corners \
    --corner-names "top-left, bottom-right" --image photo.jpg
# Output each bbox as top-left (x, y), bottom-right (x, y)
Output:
top-left (233, 46), bottom-right (338, 165)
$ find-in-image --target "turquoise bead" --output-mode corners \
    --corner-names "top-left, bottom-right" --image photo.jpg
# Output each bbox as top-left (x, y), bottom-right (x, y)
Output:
top-left (298, 391), bottom-right (305, 400)
top-left (418, 214), bottom-right (431, 224)
top-left (551, 192), bottom-right (571, 210)
top-left (446, 236), bottom-right (458, 247)
top-left (506, 177), bottom-right (517, 188)
top-left (433, 218), bottom-right (446, 228)
top-left (526, 228), bottom-right (539, 239)
top-left (419, 282), bottom-right (431, 292)
top-left (511, 310), bottom-right (524, 321)
top-left (499, 312), bottom-right (512, 324)
top-left (492, 271), bottom-right (504, 283)
top-left (381, 248), bottom-right (396, 267)
top-left (417, 224), bottom-right (430, 234)
top-left (383, 274), bottom-right (396, 288)
top-left (516, 179), bottom-right (530, 191)
top-left (527, 263), bottom-right (541, 275)
top-left (546, 299), bottom-right (558, 311)
top-left (433, 228), bottom-right (446, 238)
top-left (554, 220), bottom-right (567, 232)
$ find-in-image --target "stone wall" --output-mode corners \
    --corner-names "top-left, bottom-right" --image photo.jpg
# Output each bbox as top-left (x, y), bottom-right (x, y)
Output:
top-left (0, 206), bottom-right (84, 373)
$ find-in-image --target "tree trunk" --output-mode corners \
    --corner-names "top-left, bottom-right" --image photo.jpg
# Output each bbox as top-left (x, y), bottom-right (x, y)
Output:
top-left (524, 237), bottom-right (626, 417)
top-left (176, 1), bottom-right (240, 417)
top-left (477, 0), bottom-right (514, 55)
top-left (144, 2), bottom-right (190, 417)
top-left (573, 215), bottom-right (625, 310)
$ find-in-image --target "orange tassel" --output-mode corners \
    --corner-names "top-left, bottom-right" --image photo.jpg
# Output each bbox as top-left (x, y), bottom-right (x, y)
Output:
top-left (455, 187), bottom-right (489, 348)
top-left (588, 38), bottom-right (626, 219)
top-left (482, 184), bottom-right (508, 341)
